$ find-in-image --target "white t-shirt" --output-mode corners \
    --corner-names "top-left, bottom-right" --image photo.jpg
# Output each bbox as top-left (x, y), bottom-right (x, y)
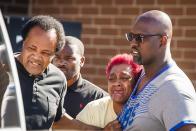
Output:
top-left (118, 61), bottom-right (196, 131)
top-left (76, 96), bottom-right (117, 128)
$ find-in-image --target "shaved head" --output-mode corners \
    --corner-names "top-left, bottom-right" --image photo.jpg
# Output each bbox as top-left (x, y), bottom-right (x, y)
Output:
top-left (65, 36), bottom-right (84, 57)
top-left (130, 10), bottom-right (173, 66)
top-left (134, 10), bottom-right (172, 40)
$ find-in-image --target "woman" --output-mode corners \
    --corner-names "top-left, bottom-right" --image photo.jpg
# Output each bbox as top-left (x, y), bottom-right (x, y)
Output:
top-left (53, 53), bottom-right (142, 130)
top-left (76, 53), bottom-right (142, 128)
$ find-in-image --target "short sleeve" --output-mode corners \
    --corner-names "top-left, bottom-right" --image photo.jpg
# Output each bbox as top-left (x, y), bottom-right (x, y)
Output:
top-left (76, 97), bottom-right (113, 128)
top-left (76, 101), bottom-right (100, 127)
top-left (151, 80), bottom-right (196, 131)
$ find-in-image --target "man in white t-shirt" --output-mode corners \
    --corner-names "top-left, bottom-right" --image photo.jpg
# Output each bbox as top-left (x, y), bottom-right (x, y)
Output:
top-left (118, 10), bottom-right (196, 131)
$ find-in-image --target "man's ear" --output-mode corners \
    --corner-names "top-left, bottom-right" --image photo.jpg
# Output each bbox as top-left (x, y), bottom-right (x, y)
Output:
top-left (160, 35), bottom-right (168, 47)
top-left (80, 56), bottom-right (85, 67)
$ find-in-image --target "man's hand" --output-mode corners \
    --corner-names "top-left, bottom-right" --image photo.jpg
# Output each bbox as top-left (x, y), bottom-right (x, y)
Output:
top-left (104, 120), bottom-right (122, 131)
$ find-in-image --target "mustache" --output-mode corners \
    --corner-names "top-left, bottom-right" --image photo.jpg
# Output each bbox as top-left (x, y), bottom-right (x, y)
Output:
top-left (56, 64), bottom-right (67, 69)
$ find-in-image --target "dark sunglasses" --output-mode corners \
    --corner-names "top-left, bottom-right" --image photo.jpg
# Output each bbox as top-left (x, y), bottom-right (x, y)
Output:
top-left (125, 32), bottom-right (163, 43)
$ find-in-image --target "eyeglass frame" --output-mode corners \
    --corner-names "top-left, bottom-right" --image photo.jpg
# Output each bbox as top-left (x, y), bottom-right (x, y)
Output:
top-left (125, 32), bottom-right (166, 44)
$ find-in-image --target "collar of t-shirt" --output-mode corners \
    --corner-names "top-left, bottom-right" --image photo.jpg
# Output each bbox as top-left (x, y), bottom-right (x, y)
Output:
top-left (68, 74), bottom-right (83, 91)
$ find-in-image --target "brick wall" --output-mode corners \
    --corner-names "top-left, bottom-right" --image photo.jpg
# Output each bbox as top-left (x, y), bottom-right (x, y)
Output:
top-left (30, 0), bottom-right (196, 91)
top-left (0, 0), bottom-right (29, 15)
top-left (1, 0), bottom-right (196, 91)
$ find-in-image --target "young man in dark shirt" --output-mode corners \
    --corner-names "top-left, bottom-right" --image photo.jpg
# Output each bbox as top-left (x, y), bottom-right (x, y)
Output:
top-left (53, 36), bottom-right (108, 118)
top-left (2, 15), bottom-right (67, 130)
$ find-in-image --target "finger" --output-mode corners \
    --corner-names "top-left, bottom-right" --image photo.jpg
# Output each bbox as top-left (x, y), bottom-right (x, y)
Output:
top-left (113, 124), bottom-right (121, 129)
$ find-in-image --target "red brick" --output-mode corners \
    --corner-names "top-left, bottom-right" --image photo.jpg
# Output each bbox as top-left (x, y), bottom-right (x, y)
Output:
top-left (115, 0), bottom-right (134, 5)
top-left (101, 7), bottom-right (118, 15)
top-left (179, 18), bottom-right (196, 26)
top-left (93, 38), bottom-right (112, 46)
top-left (187, 72), bottom-right (196, 80)
top-left (83, 27), bottom-right (98, 35)
top-left (62, 7), bottom-right (79, 14)
top-left (120, 28), bottom-right (133, 35)
top-left (32, 6), bottom-right (60, 15)
top-left (180, 0), bottom-right (196, 4)
top-left (32, 7), bottom-right (42, 14)
top-left (81, 37), bottom-right (92, 45)
top-left (173, 28), bottom-right (183, 37)
top-left (83, 56), bottom-right (92, 65)
top-left (85, 47), bottom-right (98, 55)
top-left (141, 7), bottom-right (162, 13)
top-left (97, 67), bottom-right (107, 76)
top-left (170, 40), bottom-right (177, 49)
top-left (81, 66), bottom-right (97, 74)
top-left (113, 38), bottom-right (128, 46)
top-left (75, 17), bottom-right (93, 25)
top-left (94, 0), bottom-right (113, 5)
top-left (119, 49), bottom-right (130, 54)
top-left (121, 7), bottom-right (140, 15)
top-left (55, 0), bottom-right (73, 4)
top-left (157, 0), bottom-right (177, 5)
top-left (184, 50), bottom-right (196, 59)
top-left (177, 40), bottom-right (196, 49)
top-left (185, 29), bottom-right (196, 38)
top-left (92, 77), bottom-right (107, 88)
top-left (171, 18), bottom-right (177, 26)
top-left (186, 8), bottom-right (196, 15)
top-left (100, 28), bottom-right (118, 35)
top-left (92, 57), bottom-right (108, 65)
top-left (178, 61), bottom-right (195, 70)
top-left (99, 48), bottom-right (117, 55)
top-left (136, 0), bottom-right (155, 5)
top-left (114, 18), bottom-right (132, 26)
top-left (164, 7), bottom-right (183, 16)
top-left (75, 0), bottom-right (93, 5)
top-left (94, 18), bottom-right (112, 25)
top-left (81, 7), bottom-right (98, 14)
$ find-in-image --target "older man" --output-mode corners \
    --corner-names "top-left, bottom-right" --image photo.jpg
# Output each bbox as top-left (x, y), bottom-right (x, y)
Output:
top-left (2, 15), bottom-right (67, 130)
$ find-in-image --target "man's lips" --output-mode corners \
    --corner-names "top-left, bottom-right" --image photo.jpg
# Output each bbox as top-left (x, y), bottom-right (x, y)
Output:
top-left (131, 48), bottom-right (139, 56)
top-left (57, 66), bottom-right (68, 72)
top-left (29, 61), bottom-right (41, 67)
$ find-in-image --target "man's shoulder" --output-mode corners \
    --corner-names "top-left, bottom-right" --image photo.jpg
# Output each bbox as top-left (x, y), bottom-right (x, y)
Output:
top-left (47, 64), bottom-right (67, 86)
top-left (48, 63), bottom-right (65, 78)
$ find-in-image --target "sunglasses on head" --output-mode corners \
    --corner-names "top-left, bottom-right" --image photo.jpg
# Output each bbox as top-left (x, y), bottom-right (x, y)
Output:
top-left (125, 32), bottom-right (164, 43)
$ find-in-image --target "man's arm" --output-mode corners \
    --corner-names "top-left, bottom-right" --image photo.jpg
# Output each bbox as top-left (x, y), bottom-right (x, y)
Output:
top-left (103, 120), bottom-right (122, 131)
top-left (53, 113), bottom-right (102, 130)
top-left (177, 124), bottom-right (196, 131)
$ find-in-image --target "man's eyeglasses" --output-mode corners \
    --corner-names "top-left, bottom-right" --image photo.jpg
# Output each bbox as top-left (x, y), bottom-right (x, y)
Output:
top-left (125, 32), bottom-right (163, 43)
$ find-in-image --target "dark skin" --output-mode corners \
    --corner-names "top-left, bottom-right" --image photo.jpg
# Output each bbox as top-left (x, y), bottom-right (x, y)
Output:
top-left (130, 10), bottom-right (196, 131)
top-left (53, 63), bottom-right (138, 131)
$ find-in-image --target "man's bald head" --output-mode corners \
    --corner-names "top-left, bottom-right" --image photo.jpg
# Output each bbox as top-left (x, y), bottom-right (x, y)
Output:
top-left (134, 10), bottom-right (173, 40)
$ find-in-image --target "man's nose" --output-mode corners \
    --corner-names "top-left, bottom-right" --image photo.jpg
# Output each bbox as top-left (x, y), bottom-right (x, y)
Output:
top-left (32, 53), bottom-right (42, 61)
top-left (57, 59), bottom-right (67, 66)
top-left (130, 39), bottom-right (139, 46)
